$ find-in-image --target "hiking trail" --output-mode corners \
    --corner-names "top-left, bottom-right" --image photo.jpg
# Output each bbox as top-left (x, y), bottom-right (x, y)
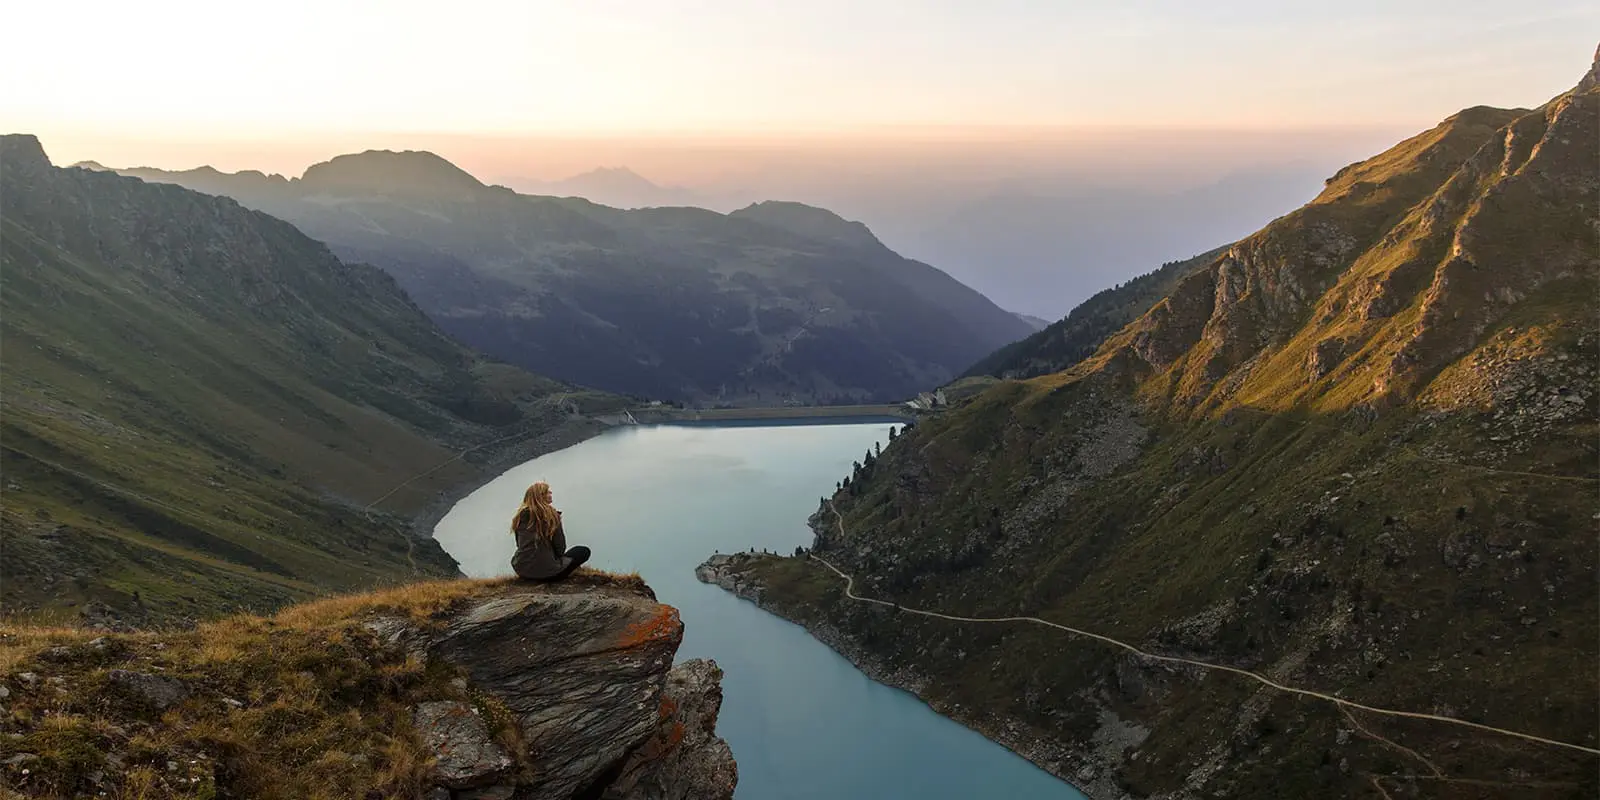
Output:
top-left (810, 501), bottom-right (1599, 757)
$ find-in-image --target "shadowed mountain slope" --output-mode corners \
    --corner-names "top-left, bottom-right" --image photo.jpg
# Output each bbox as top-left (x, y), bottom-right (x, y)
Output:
top-left (1, 135), bottom-right (620, 624)
top-left (107, 155), bottom-right (1033, 405)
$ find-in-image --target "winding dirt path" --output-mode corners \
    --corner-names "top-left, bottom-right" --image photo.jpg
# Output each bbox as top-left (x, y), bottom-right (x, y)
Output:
top-left (811, 502), bottom-right (1599, 757)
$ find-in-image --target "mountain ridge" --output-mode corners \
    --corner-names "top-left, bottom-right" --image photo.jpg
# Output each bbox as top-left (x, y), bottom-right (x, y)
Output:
top-left (101, 150), bottom-right (1034, 404)
top-left (501, 165), bottom-right (707, 209)
top-left (968, 246), bottom-right (1230, 380)
top-left (301, 148), bottom-right (487, 197)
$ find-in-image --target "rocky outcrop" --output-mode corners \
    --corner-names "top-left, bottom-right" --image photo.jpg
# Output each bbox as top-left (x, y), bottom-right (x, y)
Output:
top-left (605, 659), bottom-right (739, 800)
top-left (694, 554), bottom-right (767, 601)
top-left (402, 581), bottom-right (738, 800)
top-left (0, 577), bottom-right (737, 800)
top-left (104, 669), bottom-right (190, 712)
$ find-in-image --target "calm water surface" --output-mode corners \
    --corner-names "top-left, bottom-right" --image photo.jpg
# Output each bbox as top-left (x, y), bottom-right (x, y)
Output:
top-left (434, 422), bottom-right (1086, 800)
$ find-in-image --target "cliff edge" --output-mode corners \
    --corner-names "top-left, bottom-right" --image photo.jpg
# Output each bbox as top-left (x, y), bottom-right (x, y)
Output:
top-left (0, 573), bottom-right (736, 800)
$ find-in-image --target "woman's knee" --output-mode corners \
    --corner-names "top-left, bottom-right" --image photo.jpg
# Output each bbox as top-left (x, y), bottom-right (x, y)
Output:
top-left (566, 545), bottom-right (592, 564)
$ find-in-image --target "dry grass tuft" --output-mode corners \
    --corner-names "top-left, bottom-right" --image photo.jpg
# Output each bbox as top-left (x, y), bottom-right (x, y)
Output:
top-left (0, 627), bottom-right (97, 673)
top-left (270, 576), bottom-right (514, 628)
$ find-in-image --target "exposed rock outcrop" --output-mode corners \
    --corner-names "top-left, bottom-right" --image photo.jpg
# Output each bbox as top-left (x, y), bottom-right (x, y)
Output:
top-left (0, 577), bottom-right (737, 800)
top-left (104, 669), bottom-right (190, 712)
top-left (605, 659), bottom-right (739, 800)
top-left (694, 554), bottom-right (766, 601)
top-left (413, 701), bottom-right (515, 789)
top-left (411, 581), bottom-right (738, 800)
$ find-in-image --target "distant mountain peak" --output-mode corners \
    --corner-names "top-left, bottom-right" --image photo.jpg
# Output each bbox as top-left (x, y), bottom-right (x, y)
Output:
top-left (1, 133), bottom-right (51, 171)
top-left (559, 165), bottom-right (661, 191)
top-left (588, 166), bottom-right (648, 179)
top-left (730, 201), bottom-right (882, 249)
top-left (507, 165), bottom-right (710, 210)
top-left (1577, 42), bottom-right (1600, 94)
top-left (300, 149), bottom-right (485, 197)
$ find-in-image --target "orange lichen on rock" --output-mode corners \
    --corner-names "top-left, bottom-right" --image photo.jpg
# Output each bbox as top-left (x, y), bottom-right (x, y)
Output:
top-left (629, 718), bottom-right (689, 766)
top-left (615, 604), bottom-right (683, 649)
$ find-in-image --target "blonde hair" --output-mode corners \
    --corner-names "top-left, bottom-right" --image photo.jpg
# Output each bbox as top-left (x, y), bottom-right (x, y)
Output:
top-left (512, 481), bottom-right (561, 541)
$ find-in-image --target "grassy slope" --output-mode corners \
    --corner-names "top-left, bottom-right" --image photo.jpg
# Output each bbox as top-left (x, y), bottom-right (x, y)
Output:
top-left (740, 74), bottom-right (1599, 798)
top-left (0, 137), bottom-right (621, 624)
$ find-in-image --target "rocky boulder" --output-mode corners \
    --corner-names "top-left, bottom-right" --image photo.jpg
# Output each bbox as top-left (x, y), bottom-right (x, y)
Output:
top-left (0, 575), bottom-right (737, 799)
top-left (605, 658), bottom-right (739, 800)
top-left (413, 701), bottom-right (514, 789)
top-left (105, 669), bottom-right (189, 711)
top-left (417, 580), bottom-right (737, 800)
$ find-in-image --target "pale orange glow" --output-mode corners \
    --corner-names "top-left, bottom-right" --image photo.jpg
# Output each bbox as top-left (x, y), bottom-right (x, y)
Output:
top-left (5, 1), bottom-right (1594, 177)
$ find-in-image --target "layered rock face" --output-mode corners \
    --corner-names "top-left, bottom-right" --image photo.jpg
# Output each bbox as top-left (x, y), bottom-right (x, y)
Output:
top-left (387, 583), bottom-right (738, 800)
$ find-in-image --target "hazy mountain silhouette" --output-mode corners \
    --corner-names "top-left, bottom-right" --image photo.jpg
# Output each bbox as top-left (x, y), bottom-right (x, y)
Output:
top-left (109, 153), bottom-right (1032, 404)
top-left (816, 163), bottom-right (1332, 320)
top-left (502, 166), bottom-right (706, 209)
top-left (497, 160), bottom-right (1352, 320)
top-left (1010, 312), bottom-right (1050, 331)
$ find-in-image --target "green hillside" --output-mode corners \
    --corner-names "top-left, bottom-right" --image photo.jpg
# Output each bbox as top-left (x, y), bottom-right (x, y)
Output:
top-left (726, 59), bottom-right (1600, 799)
top-left (0, 135), bottom-right (620, 625)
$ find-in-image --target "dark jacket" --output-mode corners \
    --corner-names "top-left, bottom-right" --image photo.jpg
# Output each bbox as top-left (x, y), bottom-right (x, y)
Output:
top-left (511, 510), bottom-right (569, 580)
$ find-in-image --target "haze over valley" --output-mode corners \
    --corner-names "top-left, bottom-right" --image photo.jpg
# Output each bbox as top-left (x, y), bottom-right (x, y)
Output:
top-left (491, 131), bottom-right (1393, 319)
top-left (92, 151), bottom-right (1034, 404)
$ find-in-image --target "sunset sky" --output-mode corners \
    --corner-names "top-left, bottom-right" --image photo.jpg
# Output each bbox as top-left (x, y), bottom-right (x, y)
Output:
top-left (5, 1), bottom-right (1595, 176)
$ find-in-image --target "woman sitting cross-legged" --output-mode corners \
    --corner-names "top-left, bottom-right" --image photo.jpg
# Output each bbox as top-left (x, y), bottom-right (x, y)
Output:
top-left (510, 481), bottom-right (591, 582)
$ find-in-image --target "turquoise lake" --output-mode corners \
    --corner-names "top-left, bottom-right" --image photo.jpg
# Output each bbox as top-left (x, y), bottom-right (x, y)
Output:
top-left (433, 422), bottom-right (1087, 800)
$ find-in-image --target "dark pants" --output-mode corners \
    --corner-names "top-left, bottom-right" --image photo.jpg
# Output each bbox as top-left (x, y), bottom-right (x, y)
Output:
top-left (545, 546), bottom-right (591, 581)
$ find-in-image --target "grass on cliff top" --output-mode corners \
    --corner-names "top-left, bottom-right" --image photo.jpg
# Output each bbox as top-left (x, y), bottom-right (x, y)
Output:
top-left (0, 569), bottom-right (641, 800)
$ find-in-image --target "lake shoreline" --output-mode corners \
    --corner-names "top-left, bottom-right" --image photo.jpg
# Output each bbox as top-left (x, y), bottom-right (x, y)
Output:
top-left (430, 420), bottom-right (1086, 798)
top-left (411, 413), bottom-right (913, 575)
top-left (409, 415), bottom-right (617, 558)
top-left (696, 549), bottom-right (1115, 800)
